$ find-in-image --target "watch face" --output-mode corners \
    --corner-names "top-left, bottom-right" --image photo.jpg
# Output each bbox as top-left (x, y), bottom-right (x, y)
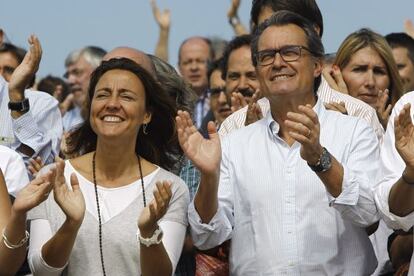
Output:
top-left (320, 148), bottom-right (332, 171)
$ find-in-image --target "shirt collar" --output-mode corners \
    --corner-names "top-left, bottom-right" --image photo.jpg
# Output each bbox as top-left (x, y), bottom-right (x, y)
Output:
top-left (266, 97), bottom-right (326, 138)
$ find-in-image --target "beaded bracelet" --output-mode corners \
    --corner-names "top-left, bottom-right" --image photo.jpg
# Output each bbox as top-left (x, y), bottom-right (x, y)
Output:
top-left (2, 228), bottom-right (29, 249)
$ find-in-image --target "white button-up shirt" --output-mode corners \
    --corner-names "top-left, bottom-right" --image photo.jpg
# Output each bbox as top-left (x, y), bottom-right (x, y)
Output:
top-left (0, 145), bottom-right (29, 196)
top-left (0, 76), bottom-right (62, 165)
top-left (189, 99), bottom-right (380, 275)
top-left (375, 91), bottom-right (414, 275)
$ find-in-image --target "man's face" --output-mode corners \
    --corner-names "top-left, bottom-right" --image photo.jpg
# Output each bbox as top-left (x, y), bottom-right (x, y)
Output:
top-left (225, 45), bottom-right (259, 102)
top-left (256, 24), bottom-right (322, 100)
top-left (392, 47), bottom-right (414, 92)
top-left (65, 56), bottom-right (94, 107)
top-left (178, 38), bottom-right (210, 95)
top-left (0, 52), bottom-right (19, 82)
top-left (209, 69), bottom-right (231, 125)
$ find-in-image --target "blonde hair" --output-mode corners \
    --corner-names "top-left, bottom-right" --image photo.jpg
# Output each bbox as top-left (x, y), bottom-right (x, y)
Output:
top-left (334, 28), bottom-right (403, 106)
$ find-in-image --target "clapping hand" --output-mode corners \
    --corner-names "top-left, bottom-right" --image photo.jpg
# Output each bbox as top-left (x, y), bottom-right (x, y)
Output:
top-left (12, 171), bottom-right (53, 216)
top-left (324, 101), bottom-right (348, 115)
top-left (176, 110), bottom-right (221, 176)
top-left (322, 65), bottom-right (349, 94)
top-left (376, 89), bottom-right (392, 130)
top-left (138, 181), bottom-right (172, 236)
top-left (245, 89), bottom-right (263, 126)
top-left (285, 105), bottom-right (323, 165)
top-left (52, 158), bottom-right (85, 226)
top-left (8, 35), bottom-right (42, 95)
top-left (28, 156), bottom-right (44, 178)
top-left (395, 104), bottom-right (414, 169)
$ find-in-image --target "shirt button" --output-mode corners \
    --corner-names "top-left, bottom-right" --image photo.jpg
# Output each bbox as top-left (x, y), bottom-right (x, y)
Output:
top-left (16, 127), bottom-right (22, 133)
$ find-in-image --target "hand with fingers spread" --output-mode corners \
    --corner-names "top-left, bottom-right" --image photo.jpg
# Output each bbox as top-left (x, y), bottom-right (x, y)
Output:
top-left (376, 89), bottom-right (392, 130)
top-left (395, 103), bottom-right (414, 169)
top-left (12, 171), bottom-right (53, 216)
top-left (324, 101), bottom-right (348, 115)
top-left (8, 35), bottom-right (42, 97)
top-left (53, 158), bottom-right (85, 225)
top-left (231, 92), bottom-right (248, 113)
top-left (151, 0), bottom-right (170, 30)
top-left (404, 19), bottom-right (414, 39)
top-left (322, 65), bottom-right (349, 94)
top-left (138, 181), bottom-right (172, 236)
top-left (245, 89), bottom-right (263, 126)
top-left (285, 104), bottom-right (323, 165)
top-left (28, 156), bottom-right (44, 177)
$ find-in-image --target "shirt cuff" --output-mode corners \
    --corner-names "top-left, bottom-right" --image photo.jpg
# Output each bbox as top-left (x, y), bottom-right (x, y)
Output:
top-left (188, 201), bottom-right (232, 250)
top-left (327, 166), bottom-right (359, 206)
top-left (12, 110), bottom-right (44, 153)
top-left (375, 181), bottom-right (414, 231)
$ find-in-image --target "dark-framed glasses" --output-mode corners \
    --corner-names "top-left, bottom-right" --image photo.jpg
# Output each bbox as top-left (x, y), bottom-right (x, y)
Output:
top-left (256, 45), bottom-right (314, 66)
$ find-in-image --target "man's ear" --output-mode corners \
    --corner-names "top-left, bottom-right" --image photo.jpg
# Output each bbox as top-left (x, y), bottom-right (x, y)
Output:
top-left (313, 57), bottom-right (323, 78)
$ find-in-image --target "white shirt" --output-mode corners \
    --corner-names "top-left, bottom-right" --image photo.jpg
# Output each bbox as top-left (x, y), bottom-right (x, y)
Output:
top-left (219, 76), bottom-right (384, 141)
top-left (189, 99), bottom-right (380, 275)
top-left (374, 91), bottom-right (414, 275)
top-left (62, 106), bottom-right (83, 132)
top-left (0, 145), bottom-right (29, 197)
top-left (0, 76), bottom-right (62, 165)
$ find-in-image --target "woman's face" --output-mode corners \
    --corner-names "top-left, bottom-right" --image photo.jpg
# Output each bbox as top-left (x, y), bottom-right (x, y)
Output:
top-left (341, 46), bottom-right (390, 107)
top-left (90, 69), bottom-right (151, 140)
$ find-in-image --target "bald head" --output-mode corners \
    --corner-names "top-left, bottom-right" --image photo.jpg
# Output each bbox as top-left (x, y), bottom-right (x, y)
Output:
top-left (103, 47), bottom-right (156, 77)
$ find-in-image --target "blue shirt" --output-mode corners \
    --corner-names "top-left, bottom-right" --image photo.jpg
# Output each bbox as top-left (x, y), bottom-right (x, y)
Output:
top-left (0, 76), bottom-right (62, 165)
top-left (62, 105), bottom-right (84, 132)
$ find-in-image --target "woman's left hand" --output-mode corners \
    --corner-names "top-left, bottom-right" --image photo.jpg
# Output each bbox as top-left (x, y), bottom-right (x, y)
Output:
top-left (138, 181), bottom-right (172, 236)
top-left (375, 89), bottom-right (392, 130)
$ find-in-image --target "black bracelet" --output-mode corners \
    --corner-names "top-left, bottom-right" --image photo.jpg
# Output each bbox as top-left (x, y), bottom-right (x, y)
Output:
top-left (401, 173), bottom-right (414, 185)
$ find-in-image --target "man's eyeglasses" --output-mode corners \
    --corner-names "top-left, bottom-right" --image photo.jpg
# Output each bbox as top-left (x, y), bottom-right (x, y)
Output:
top-left (256, 45), bottom-right (315, 66)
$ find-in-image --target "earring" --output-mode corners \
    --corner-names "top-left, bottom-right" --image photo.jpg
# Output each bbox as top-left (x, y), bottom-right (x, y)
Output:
top-left (142, 123), bottom-right (148, 135)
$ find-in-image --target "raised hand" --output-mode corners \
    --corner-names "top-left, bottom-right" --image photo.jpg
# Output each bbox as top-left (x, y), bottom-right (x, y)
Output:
top-left (285, 104), bottom-right (323, 165)
top-left (138, 181), bottom-right (172, 235)
top-left (28, 156), bottom-right (44, 177)
top-left (150, 0), bottom-right (170, 30)
top-left (322, 65), bottom-right (348, 94)
top-left (52, 158), bottom-right (85, 225)
top-left (376, 89), bottom-right (392, 130)
top-left (176, 110), bottom-right (221, 175)
top-left (231, 92), bottom-right (248, 113)
top-left (395, 104), bottom-right (414, 168)
top-left (324, 101), bottom-right (348, 115)
top-left (404, 19), bottom-right (414, 39)
top-left (227, 0), bottom-right (241, 19)
top-left (12, 171), bottom-right (53, 216)
top-left (245, 89), bottom-right (263, 126)
top-left (8, 35), bottom-right (42, 94)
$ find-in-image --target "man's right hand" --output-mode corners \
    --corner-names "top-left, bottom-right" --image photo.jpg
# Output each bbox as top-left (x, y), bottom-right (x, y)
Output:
top-left (8, 35), bottom-right (42, 100)
top-left (395, 104), bottom-right (414, 171)
top-left (176, 110), bottom-right (221, 176)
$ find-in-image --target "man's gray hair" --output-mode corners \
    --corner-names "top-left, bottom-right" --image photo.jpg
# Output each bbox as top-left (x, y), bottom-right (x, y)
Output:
top-left (65, 46), bottom-right (107, 69)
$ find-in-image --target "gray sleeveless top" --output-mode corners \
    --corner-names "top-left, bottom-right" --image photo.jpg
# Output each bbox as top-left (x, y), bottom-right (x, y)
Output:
top-left (29, 165), bottom-right (190, 275)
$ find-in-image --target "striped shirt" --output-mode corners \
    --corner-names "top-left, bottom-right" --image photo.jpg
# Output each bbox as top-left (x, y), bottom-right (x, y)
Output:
top-left (189, 98), bottom-right (380, 275)
top-left (0, 76), bottom-right (62, 165)
top-left (219, 76), bottom-right (384, 140)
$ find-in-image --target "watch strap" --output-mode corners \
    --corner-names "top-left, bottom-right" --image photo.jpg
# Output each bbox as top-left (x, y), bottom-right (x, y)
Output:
top-left (8, 98), bottom-right (30, 112)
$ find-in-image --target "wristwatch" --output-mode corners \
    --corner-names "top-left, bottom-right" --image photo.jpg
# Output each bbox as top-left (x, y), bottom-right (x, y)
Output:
top-left (8, 98), bottom-right (30, 112)
top-left (137, 226), bottom-right (163, 247)
top-left (308, 147), bottom-right (332, 173)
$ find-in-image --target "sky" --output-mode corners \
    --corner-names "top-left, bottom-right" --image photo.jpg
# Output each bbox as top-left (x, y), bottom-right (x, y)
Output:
top-left (1, 0), bottom-right (414, 79)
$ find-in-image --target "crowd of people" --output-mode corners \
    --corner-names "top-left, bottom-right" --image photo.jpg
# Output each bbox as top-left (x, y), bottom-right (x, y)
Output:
top-left (2, 0), bottom-right (414, 275)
